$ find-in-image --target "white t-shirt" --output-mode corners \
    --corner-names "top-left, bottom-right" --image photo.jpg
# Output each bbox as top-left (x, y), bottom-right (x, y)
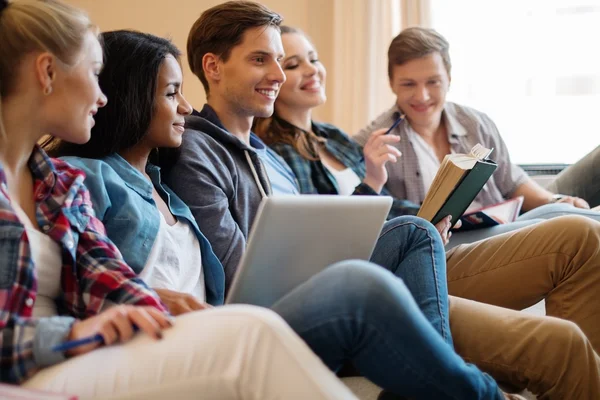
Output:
top-left (405, 128), bottom-right (443, 196)
top-left (140, 212), bottom-right (205, 302)
top-left (323, 165), bottom-right (362, 196)
top-left (406, 128), bottom-right (482, 211)
top-left (12, 205), bottom-right (62, 342)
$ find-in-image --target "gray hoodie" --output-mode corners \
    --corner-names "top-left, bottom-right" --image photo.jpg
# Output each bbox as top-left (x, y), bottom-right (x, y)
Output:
top-left (163, 105), bottom-right (275, 289)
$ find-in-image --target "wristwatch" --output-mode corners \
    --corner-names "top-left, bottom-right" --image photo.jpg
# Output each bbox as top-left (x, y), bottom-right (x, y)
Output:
top-left (549, 194), bottom-right (566, 203)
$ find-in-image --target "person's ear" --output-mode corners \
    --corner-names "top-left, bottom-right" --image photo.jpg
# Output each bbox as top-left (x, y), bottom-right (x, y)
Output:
top-left (203, 53), bottom-right (222, 85)
top-left (35, 52), bottom-right (57, 95)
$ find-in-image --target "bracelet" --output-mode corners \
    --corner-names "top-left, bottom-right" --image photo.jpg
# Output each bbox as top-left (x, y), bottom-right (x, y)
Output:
top-left (549, 194), bottom-right (566, 203)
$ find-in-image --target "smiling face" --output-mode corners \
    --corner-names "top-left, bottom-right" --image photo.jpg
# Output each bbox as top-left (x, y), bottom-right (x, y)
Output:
top-left (210, 25), bottom-right (286, 119)
top-left (389, 52), bottom-right (450, 130)
top-left (142, 55), bottom-right (192, 149)
top-left (45, 31), bottom-right (108, 144)
top-left (276, 31), bottom-right (326, 113)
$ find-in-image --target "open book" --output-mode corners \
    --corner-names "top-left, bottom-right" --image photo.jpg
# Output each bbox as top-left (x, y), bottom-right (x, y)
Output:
top-left (417, 144), bottom-right (497, 227)
top-left (457, 196), bottom-right (524, 231)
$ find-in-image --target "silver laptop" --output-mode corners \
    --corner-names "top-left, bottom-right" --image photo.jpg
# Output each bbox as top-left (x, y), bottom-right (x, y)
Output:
top-left (226, 195), bottom-right (393, 307)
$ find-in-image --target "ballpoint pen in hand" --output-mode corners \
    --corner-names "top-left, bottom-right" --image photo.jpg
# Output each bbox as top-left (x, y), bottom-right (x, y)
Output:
top-left (52, 325), bottom-right (140, 353)
top-left (360, 111), bottom-right (405, 162)
top-left (384, 111), bottom-right (406, 135)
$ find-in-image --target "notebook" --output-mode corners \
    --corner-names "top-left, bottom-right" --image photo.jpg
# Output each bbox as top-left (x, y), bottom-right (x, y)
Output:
top-left (457, 196), bottom-right (524, 231)
top-left (226, 195), bottom-right (392, 308)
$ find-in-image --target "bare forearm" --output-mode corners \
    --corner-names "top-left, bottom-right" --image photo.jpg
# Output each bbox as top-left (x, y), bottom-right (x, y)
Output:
top-left (512, 180), bottom-right (554, 211)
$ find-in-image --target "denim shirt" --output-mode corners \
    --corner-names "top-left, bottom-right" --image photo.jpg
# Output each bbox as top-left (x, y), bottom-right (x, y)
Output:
top-left (62, 154), bottom-right (226, 306)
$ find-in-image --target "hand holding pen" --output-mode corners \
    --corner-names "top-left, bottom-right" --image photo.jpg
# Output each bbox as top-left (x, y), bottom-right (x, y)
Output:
top-left (384, 111), bottom-right (405, 135)
top-left (53, 305), bottom-right (172, 355)
top-left (361, 112), bottom-right (405, 193)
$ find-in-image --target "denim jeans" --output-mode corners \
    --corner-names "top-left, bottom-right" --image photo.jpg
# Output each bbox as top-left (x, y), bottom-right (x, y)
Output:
top-left (369, 216), bottom-right (452, 346)
top-left (518, 202), bottom-right (600, 222)
top-left (272, 216), bottom-right (503, 399)
top-left (272, 261), bottom-right (502, 399)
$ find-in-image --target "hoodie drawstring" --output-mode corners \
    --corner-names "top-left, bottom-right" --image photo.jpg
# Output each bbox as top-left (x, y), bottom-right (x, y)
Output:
top-left (244, 150), bottom-right (268, 199)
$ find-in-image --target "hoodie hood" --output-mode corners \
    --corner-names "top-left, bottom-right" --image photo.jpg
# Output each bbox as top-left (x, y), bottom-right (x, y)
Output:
top-left (186, 105), bottom-right (256, 153)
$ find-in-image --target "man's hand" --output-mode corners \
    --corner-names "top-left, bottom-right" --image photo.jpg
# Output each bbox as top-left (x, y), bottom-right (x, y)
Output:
top-left (555, 195), bottom-right (590, 209)
top-left (434, 215), bottom-right (461, 246)
top-left (153, 288), bottom-right (212, 316)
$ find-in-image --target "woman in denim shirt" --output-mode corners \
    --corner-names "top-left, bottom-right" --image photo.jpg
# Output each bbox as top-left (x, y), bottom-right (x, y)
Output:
top-left (43, 24), bottom-right (550, 398)
top-left (0, 2), bottom-right (359, 398)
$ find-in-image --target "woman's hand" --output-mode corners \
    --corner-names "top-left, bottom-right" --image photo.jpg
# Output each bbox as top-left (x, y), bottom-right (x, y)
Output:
top-left (362, 128), bottom-right (402, 193)
top-left (434, 215), bottom-right (462, 245)
top-left (154, 288), bottom-right (213, 316)
top-left (66, 305), bottom-right (171, 357)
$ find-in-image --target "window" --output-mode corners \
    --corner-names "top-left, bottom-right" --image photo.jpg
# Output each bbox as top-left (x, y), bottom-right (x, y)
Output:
top-left (430, 0), bottom-right (600, 164)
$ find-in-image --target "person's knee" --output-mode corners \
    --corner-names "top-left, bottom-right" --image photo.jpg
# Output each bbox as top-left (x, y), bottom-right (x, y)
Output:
top-left (323, 260), bottom-right (410, 310)
top-left (384, 215), bottom-right (437, 236)
top-left (549, 215), bottom-right (600, 246)
top-left (217, 305), bottom-right (291, 334)
top-left (381, 215), bottom-right (443, 250)
top-left (542, 317), bottom-right (593, 359)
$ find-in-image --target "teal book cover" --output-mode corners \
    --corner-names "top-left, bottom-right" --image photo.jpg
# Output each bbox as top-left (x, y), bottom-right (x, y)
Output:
top-left (431, 160), bottom-right (498, 227)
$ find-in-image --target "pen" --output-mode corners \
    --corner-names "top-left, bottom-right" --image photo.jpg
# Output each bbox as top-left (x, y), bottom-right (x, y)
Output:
top-left (52, 325), bottom-right (140, 353)
top-left (360, 111), bottom-right (406, 162)
top-left (52, 333), bottom-right (104, 353)
top-left (384, 111), bottom-right (406, 135)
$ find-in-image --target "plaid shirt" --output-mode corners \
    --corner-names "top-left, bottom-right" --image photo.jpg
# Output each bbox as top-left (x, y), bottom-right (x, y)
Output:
top-left (354, 102), bottom-right (531, 207)
top-left (269, 120), bottom-right (420, 219)
top-left (0, 146), bottom-right (165, 384)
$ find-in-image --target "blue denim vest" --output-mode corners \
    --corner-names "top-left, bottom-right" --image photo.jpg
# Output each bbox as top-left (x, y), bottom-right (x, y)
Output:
top-left (62, 154), bottom-right (225, 305)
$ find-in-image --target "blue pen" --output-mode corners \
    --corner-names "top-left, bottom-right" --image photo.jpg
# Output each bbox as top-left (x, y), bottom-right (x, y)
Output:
top-left (52, 325), bottom-right (140, 353)
top-left (384, 111), bottom-right (406, 135)
top-left (360, 112), bottom-right (405, 162)
top-left (52, 333), bottom-right (104, 353)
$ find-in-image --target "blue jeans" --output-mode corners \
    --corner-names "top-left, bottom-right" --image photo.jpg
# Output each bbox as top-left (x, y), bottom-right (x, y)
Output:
top-left (518, 202), bottom-right (600, 222)
top-left (272, 216), bottom-right (502, 399)
top-left (370, 216), bottom-right (452, 346)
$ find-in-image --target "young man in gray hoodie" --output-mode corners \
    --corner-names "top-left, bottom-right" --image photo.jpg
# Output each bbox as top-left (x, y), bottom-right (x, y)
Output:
top-left (163, 1), bottom-right (600, 399)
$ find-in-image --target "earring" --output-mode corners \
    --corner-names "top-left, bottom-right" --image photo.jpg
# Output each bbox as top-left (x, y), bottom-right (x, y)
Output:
top-left (44, 86), bottom-right (53, 95)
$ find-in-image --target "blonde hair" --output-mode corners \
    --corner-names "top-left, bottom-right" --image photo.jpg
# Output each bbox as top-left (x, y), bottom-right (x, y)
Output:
top-left (0, 0), bottom-right (95, 138)
top-left (387, 27), bottom-right (451, 79)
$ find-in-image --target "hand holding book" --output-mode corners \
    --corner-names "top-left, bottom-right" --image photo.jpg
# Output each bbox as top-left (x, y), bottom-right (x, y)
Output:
top-left (417, 144), bottom-right (497, 228)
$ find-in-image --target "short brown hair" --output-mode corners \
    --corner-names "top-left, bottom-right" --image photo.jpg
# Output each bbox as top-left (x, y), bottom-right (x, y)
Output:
top-left (187, 1), bottom-right (282, 95)
top-left (387, 27), bottom-right (451, 80)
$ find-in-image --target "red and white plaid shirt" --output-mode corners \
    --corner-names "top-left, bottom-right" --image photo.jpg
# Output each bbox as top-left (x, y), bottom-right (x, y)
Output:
top-left (0, 146), bottom-right (166, 384)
